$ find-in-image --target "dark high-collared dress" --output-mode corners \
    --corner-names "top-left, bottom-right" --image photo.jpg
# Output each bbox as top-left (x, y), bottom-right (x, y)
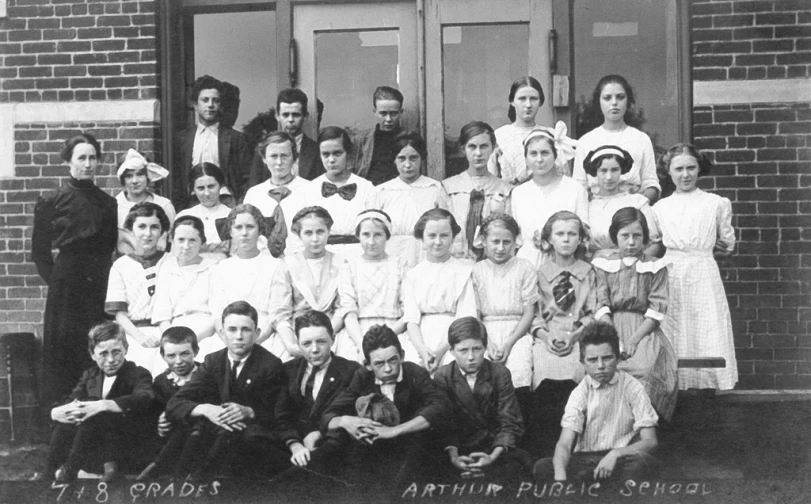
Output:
top-left (32, 177), bottom-right (117, 405)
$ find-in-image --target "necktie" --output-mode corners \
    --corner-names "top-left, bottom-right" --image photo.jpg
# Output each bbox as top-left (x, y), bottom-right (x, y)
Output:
top-left (321, 182), bottom-right (357, 201)
top-left (303, 365), bottom-right (321, 408)
top-left (553, 271), bottom-right (575, 313)
top-left (268, 186), bottom-right (291, 203)
top-left (231, 359), bottom-right (241, 386)
top-left (466, 189), bottom-right (485, 260)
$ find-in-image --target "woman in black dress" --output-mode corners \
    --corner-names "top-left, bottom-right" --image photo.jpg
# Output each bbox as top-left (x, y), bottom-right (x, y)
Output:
top-left (32, 133), bottom-right (118, 405)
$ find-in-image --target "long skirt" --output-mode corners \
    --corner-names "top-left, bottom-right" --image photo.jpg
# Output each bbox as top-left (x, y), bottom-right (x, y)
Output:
top-left (482, 314), bottom-right (533, 388)
top-left (403, 312), bottom-right (455, 369)
top-left (615, 310), bottom-right (679, 420)
top-left (531, 319), bottom-right (584, 390)
top-left (125, 325), bottom-right (165, 376)
top-left (663, 249), bottom-right (738, 390)
top-left (43, 253), bottom-right (112, 405)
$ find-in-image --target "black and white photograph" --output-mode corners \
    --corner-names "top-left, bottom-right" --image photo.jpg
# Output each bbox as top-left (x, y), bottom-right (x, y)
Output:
top-left (0, 0), bottom-right (810, 502)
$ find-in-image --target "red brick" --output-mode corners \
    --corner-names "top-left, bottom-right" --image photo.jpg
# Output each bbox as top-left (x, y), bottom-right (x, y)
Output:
top-left (767, 66), bottom-right (787, 78)
top-left (73, 52), bottom-right (108, 65)
top-left (8, 31), bottom-right (42, 42)
top-left (35, 78), bottom-right (70, 89)
top-left (748, 66), bottom-right (767, 79)
top-left (758, 148), bottom-right (797, 161)
top-left (112, 27), bottom-right (140, 39)
top-left (57, 41), bottom-right (92, 52)
top-left (755, 13), bottom-right (796, 25)
top-left (753, 40), bottom-right (794, 52)
top-left (22, 42), bottom-right (56, 54)
top-left (43, 29), bottom-right (78, 41)
top-left (694, 41), bottom-right (752, 54)
top-left (775, 375), bottom-right (811, 389)
top-left (715, 109), bottom-right (754, 122)
top-left (98, 16), bottom-right (132, 27)
top-left (88, 65), bottom-right (122, 77)
top-left (28, 18), bottom-right (61, 30)
top-left (759, 255), bottom-right (800, 268)
top-left (734, 53), bottom-right (774, 66)
top-left (105, 76), bottom-right (138, 87)
top-left (693, 29), bottom-right (733, 42)
top-left (123, 63), bottom-right (154, 74)
top-left (733, 1), bottom-right (774, 14)
top-left (62, 16), bottom-right (97, 29)
top-left (92, 40), bottom-right (125, 51)
top-left (69, 77), bottom-right (104, 88)
top-left (0, 43), bottom-right (22, 55)
top-left (77, 27), bottom-right (113, 40)
top-left (127, 38), bottom-right (155, 50)
top-left (715, 14), bottom-right (754, 28)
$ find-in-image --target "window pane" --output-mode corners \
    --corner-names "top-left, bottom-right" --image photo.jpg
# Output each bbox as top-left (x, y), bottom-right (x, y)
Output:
top-left (315, 30), bottom-right (400, 136)
top-left (442, 24), bottom-right (529, 174)
top-left (194, 10), bottom-right (277, 132)
top-left (573, 0), bottom-right (679, 149)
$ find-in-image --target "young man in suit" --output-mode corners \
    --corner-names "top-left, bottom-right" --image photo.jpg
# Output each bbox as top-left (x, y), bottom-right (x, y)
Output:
top-left (434, 317), bottom-right (530, 479)
top-left (47, 321), bottom-right (154, 483)
top-left (275, 310), bottom-right (360, 467)
top-left (166, 301), bottom-right (289, 479)
top-left (533, 322), bottom-right (659, 482)
top-left (174, 75), bottom-right (251, 210)
top-left (350, 86), bottom-right (404, 185)
top-left (249, 88), bottom-right (324, 186)
top-left (320, 324), bottom-right (450, 483)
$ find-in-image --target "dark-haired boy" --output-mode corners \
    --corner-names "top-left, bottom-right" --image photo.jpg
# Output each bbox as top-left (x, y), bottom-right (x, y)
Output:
top-left (434, 317), bottom-right (529, 479)
top-left (47, 321), bottom-right (154, 482)
top-left (166, 301), bottom-right (289, 478)
top-left (533, 321), bottom-right (659, 482)
top-left (249, 88), bottom-right (324, 185)
top-left (350, 86), bottom-right (404, 185)
top-left (136, 327), bottom-right (201, 480)
top-left (319, 325), bottom-right (450, 482)
top-left (275, 310), bottom-right (360, 467)
top-left (175, 75), bottom-right (251, 209)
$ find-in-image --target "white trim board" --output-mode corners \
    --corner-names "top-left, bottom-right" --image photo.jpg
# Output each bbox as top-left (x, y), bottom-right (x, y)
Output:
top-left (694, 78), bottom-right (811, 106)
top-left (0, 99), bottom-right (158, 178)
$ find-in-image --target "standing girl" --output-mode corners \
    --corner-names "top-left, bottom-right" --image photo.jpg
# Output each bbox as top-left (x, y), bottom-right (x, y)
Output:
top-left (206, 204), bottom-right (281, 357)
top-left (269, 206), bottom-right (348, 361)
top-left (471, 214), bottom-right (539, 406)
top-left (488, 76), bottom-right (549, 185)
top-left (367, 131), bottom-right (450, 268)
top-left (573, 75), bottom-right (660, 202)
top-left (105, 202), bottom-right (170, 375)
top-left (511, 126), bottom-right (587, 268)
top-left (151, 215), bottom-right (217, 345)
top-left (176, 163), bottom-right (232, 249)
top-left (32, 133), bottom-right (118, 403)
top-left (402, 208), bottom-right (477, 373)
top-left (584, 145), bottom-right (660, 259)
top-left (653, 144), bottom-right (737, 390)
top-left (443, 122), bottom-right (512, 261)
top-left (340, 210), bottom-right (407, 362)
top-left (592, 207), bottom-right (678, 419)
top-left (305, 126), bottom-right (374, 258)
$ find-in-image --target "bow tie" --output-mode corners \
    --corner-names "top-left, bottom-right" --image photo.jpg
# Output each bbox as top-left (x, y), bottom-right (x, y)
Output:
top-left (268, 186), bottom-right (292, 203)
top-left (322, 182), bottom-right (357, 201)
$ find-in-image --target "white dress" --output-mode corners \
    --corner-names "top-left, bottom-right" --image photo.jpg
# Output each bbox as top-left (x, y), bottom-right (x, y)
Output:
top-left (366, 175), bottom-right (449, 269)
top-left (588, 192), bottom-right (659, 258)
top-left (339, 255), bottom-right (406, 360)
top-left (304, 173), bottom-right (374, 258)
top-left (488, 123), bottom-right (549, 185)
top-left (151, 256), bottom-right (218, 343)
top-left (511, 176), bottom-right (589, 268)
top-left (653, 188), bottom-right (738, 390)
top-left (402, 258), bottom-right (478, 366)
top-left (202, 250), bottom-right (282, 358)
top-left (176, 204), bottom-right (231, 245)
top-left (472, 257), bottom-right (540, 388)
top-left (116, 191), bottom-right (176, 228)
top-left (243, 176), bottom-right (311, 256)
top-left (573, 125), bottom-right (660, 197)
top-left (105, 252), bottom-right (167, 375)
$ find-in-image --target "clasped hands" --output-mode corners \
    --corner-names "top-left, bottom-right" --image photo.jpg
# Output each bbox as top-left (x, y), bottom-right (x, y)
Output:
top-left (451, 451), bottom-right (499, 478)
top-left (341, 416), bottom-right (398, 445)
top-left (200, 402), bottom-right (254, 432)
top-left (51, 399), bottom-right (109, 424)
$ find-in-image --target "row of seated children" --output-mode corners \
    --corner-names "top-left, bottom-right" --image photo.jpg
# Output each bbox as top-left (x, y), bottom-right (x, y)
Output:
top-left (48, 303), bottom-right (658, 485)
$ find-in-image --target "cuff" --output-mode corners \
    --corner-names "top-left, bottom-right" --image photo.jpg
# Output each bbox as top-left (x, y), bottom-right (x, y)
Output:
top-left (594, 306), bottom-right (612, 320)
top-left (644, 309), bottom-right (665, 322)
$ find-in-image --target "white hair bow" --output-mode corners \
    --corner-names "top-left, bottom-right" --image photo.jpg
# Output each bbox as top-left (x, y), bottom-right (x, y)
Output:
top-left (116, 148), bottom-right (169, 182)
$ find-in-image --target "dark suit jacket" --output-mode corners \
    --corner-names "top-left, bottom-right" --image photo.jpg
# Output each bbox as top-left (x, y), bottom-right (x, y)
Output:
top-left (275, 355), bottom-right (360, 445)
top-left (67, 360), bottom-right (154, 416)
top-left (320, 362), bottom-right (450, 433)
top-left (166, 346), bottom-right (286, 430)
top-left (248, 134), bottom-right (324, 186)
top-left (433, 360), bottom-right (524, 452)
top-left (174, 124), bottom-right (252, 210)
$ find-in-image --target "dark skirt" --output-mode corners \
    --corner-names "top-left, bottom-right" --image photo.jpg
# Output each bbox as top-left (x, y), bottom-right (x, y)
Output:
top-left (42, 253), bottom-right (112, 405)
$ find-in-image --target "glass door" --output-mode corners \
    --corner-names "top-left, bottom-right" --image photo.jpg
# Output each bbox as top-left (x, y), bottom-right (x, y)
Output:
top-left (425, 0), bottom-right (554, 178)
top-left (293, 2), bottom-right (418, 139)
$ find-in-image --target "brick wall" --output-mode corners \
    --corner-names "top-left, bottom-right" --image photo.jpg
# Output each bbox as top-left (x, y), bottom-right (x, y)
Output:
top-left (692, 0), bottom-right (811, 80)
top-left (0, 0), bottom-right (157, 103)
top-left (691, 0), bottom-right (811, 389)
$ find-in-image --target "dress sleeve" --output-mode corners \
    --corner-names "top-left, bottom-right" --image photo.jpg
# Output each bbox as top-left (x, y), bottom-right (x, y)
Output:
top-left (31, 196), bottom-right (55, 285)
top-left (269, 260), bottom-right (295, 334)
top-left (436, 185), bottom-right (451, 210)
top-left (104, 261), bottom-right (129, 315)
top-left (150, 263), bottom-right (173, 324)
top-left (208, 263), bottom-right (225, 323)
top-left (574, 184), bottom-right (590, 226)
top-left (454, 275), bottom-right (478, 319)
top-left (520, 263), bottom-right (541, 307)
top-left (573, 142), bottom-right (589, 191)
top-left (639, 200), bottom-right (660, 242)
top-left (637, 132), bottom-right (661, 194)
top-left (593, 268), bottom-right (612, 321)
top-left (645, 265), bottom-right (669, 321)
top-left (716, 197), bottom-right (736, 251)
top-left (338, 260), bottom-right (359, 318)
top-left (401, 270), bottom-right (421, 324)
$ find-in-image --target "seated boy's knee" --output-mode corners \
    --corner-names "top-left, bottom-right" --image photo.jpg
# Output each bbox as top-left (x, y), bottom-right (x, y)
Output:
top-left (619, 452), bottom-right (658, 481)
top-left (532, 457), bottom-right (555, 480)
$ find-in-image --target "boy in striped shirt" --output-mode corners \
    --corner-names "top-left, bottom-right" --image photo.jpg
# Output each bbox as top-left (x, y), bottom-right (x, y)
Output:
top-left (533, 321), bottom-right (659, 482)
